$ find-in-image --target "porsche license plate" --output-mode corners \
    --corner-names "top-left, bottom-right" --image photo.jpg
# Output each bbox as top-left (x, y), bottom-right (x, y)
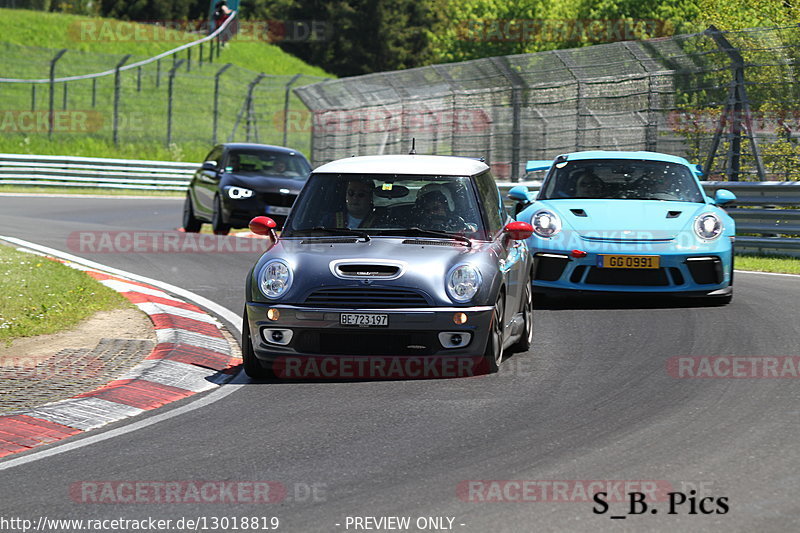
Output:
top-left (340, 313), bottom-right (389, 327)
top-left (597, 255), bottom-right (660, 269)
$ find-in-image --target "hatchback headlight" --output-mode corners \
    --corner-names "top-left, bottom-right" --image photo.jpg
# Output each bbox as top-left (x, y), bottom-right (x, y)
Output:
top-left (694, 213), bottom-right (722, 240)
top-left (259, 259), bottom-right (293, 299)
top-left (446, 264), bottom-right (482, 303)
top-left (532, 210), bottom-right (561, 238)
top-left (228, 186), bottom-right (254, 199)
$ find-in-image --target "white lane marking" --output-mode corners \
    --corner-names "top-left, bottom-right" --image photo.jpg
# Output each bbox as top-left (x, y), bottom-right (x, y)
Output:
top-left (118, 359), bottom-right (220, 393)
top-left (0, 235), bottom-right (245, 471)
top-left (24, 398), bottom-right (145, 431)
top-left (98, 279), bottom-right (176, 299)
top-left (134, 302), bottom-right (221, 324)
top-left (734, 269), bottom-right (800, 278)
top-left (155, 329), bottom-right (230, 354)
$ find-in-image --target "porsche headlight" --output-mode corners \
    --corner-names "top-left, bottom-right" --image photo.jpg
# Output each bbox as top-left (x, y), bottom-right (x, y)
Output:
top-left (446, 264), bottom-right (482, 303)
top-left (532, 210), bottom-right (561, 238)
top-left (259, 259), bottom-right (293, 299)
top-left (694, 213), bottom-right (723, 240)
top-left (228, 186), bottom-right (254, 200)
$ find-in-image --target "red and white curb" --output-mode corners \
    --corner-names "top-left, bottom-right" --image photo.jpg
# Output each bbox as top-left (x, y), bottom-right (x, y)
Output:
top-left (0, 259), bottom-right (241, 458)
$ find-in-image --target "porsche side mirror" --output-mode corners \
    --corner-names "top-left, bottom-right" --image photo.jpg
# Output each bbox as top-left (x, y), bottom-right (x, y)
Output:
top-left (714, 189), bottom-right (736, 206)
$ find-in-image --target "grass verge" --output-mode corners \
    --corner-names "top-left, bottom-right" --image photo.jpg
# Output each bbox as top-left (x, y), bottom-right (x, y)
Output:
top-left (735, 253), bottom-right (800, 275)
top-left (0, 244), bottom-right (130, 344)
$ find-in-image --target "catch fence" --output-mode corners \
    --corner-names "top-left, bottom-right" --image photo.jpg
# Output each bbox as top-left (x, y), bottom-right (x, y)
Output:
top-left (295, 24), bottom-right (800, 182)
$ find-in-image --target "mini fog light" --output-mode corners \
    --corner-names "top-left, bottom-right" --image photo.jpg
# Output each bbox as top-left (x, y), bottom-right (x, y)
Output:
top-left (453, 312), bottom-right (468, 325)
top-left (450, 334), bottom-right (462, 345)
top-left (271, 330), bottom-right (284, 342)
top-left (267, 308), bottom-right (280, 321)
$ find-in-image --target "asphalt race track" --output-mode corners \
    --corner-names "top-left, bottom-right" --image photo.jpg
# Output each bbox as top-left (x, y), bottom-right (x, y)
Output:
top-left (1, 195), bottom-right (799, 532)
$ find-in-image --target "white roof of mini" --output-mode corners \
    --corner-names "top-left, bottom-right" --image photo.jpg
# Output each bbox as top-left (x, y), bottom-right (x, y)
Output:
top-left (314, 155), bottom-right (489, 176)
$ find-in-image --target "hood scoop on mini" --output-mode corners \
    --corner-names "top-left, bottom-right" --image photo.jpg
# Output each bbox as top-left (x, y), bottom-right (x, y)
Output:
top-left (666, 211), bottom-right (682, 218)
top-left (336, 264), bottom-right (400, 277)
top-left (570, 209), bottom-right (588, 217)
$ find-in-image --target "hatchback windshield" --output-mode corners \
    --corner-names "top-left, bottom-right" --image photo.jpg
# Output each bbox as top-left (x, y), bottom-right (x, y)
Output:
top-left (284, 174), bottom-right (486, 238)
top-left (225, 150), bottom-right (310, 179)
top-left (540, 159), bottom-right (704, 202)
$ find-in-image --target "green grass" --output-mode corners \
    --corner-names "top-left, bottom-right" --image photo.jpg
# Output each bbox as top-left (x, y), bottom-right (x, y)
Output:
top-left (0, 185), bottom-right (184, 196)
top-left (735, 253), bottom-right (800, 275)
top-left (0, 8), bottom-right (331, 161)
top-left (0, 8), bottom-right (331, 77)
top-left (0, 244), bottom-right (130, 344)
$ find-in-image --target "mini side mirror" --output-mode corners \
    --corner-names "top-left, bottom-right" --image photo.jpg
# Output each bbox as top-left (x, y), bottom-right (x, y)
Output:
top-left (503, 221), bottom-right (533, 241)
top-left (249, 216), bottom-right (278, 243)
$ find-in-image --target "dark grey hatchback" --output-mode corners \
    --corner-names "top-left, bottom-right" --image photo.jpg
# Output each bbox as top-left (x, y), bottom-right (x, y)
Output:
top-left (182, 143), bottom-right (311, 234)
top-left (242, 155), bottom-right (535, 379)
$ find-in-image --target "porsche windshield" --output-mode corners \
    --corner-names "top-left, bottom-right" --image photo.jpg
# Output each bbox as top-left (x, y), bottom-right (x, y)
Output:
top-left (284, 174), bottom-right (486, 238)
top-left (540, 159), bottom-right (704, 202)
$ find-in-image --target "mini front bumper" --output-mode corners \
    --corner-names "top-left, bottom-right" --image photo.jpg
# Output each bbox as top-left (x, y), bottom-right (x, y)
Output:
top-left (245, 302), bottom-right (494, 361)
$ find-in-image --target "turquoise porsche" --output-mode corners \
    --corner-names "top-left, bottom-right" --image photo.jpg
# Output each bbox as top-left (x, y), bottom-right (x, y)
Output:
top-left (509, 151), bottom-right (736, 304)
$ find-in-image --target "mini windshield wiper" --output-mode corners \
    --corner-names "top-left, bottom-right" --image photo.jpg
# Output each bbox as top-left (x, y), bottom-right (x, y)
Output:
top-left (296, 227), bottom-right (370, 241)
top-left (376, 227), bottom-right (471, 247)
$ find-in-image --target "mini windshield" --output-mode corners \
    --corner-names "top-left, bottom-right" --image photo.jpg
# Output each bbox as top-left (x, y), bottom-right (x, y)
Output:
top-left (540, 159), bottom-right (704, 202)
top-left (284, 174), bottom-right (486, 239)
top-left (224, 150), bottom-right (310, 179)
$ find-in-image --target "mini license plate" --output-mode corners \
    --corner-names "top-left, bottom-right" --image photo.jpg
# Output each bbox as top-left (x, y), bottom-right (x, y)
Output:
top-left (597, 255), bottom-right (660, 269)
top-left (339, 313), bottom-right (389, 327)
top-left (266, 205), bottom-right (291, 216)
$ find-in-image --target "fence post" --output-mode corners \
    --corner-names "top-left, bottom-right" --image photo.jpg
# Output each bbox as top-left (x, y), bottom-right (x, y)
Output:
top-left (137, 66), bottom-right (142, 92)
top-left (31, 84), bottom-right (36, 111)
top-left (555, 50), bottom-right (583, 153)
top-left (704, 26), bottom-right (766, 181)
top-left (166, 59), bottom-right (186, 146)
top-left (199, 42), bottom-right (204, 68)
top-left (187, 47), bottom-right (192, 72)
top-left (62, 83), bottom-right (68, 110)
top-left (48, 49), bottom-right (67, 139)
top-left (212, 63), bottom-right (233, 144)
top-left (229, 73), bottom-right (266, 142)
top-left (282, 74), bottom-right (302, 146)
top-left (156, 59), bottom-right (161, 88)
top-left (91, 78), bottom-right (96, 107)
top-left (491, 57), bottom-right (526, 181)
top-left (113, 54), bottom-right (131, 146)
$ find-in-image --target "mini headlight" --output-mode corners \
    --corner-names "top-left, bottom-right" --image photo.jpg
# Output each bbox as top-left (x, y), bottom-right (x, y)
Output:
top-left (446, 264), bottom-right (482, 303)
top-left (694, 213), bottom-right (722, 240)
top-left (532, 210), bottom-right (562, 238)
top-left (228, 186), bottom-right (254, 200)
top-left (259, 259), bottom-right (293, 299)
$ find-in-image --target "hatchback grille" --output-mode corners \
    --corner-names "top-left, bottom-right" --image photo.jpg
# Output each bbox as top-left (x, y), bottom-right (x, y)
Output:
top-left (260, 192), bottom-right (296, 207)
top-left (336, 264), bottom-right (400, 277)
top-left (294, 330), bottom-right (438, 355)
top-left (304, 287), bottom-right (429, 308)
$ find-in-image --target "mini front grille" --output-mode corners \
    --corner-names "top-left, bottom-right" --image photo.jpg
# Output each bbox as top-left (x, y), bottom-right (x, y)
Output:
top-left (584, 267), bottom-right (669, 286)
top-left (304, 287), bottom-right (429, 308)
top-left (294, 330), bottom-right (438, 355)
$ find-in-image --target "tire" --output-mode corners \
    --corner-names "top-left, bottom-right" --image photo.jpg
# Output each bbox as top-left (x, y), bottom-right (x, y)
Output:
top-left (509, 282), bottom-right (533, 353)
top-left (212, 195), bottom-right (231, 235)
top-left (182, 193), bottom-right (202, 232)
top-left (241, 311), bottom-right (273, 379)
top-left (483, 294), bottom-right (505, 374)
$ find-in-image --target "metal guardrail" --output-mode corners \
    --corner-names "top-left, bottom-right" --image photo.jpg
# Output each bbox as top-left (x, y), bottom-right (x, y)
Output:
top-left (498, 180), bottom-right (800, 258)
top-left (0, 153), bottom-right (797, 256)
top-left (0, 153), bottom-right (195, 191)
